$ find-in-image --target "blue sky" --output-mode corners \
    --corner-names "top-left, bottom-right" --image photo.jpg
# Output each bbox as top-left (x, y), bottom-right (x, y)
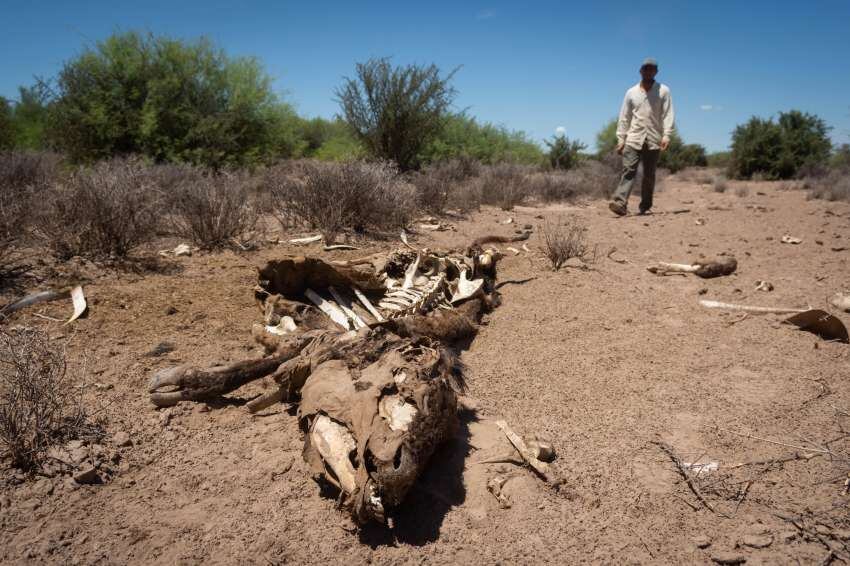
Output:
top-left (2, 0), bottom-right (849, 152)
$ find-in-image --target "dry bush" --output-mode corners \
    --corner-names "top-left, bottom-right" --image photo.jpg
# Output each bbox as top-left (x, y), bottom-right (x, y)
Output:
top-left (713, 174), bottom-right (728, 193)
top-left (33, 157), bottom-right (162, 259)
top-left (0, 151), bottom-right (63, 242)
top-left (805, 168), bottom-right (850, 202)
top-left (0, 328), bottom-right (86, 472)
top-left (412, 158), bottom-right (481, 214)
top-left (735, 185), bottom-right (750, 197)
top-left (479, 162), bottom-right (536, 210)
top-left (266, 160), bottom-right (416, 242)
top-left (170, 171), bottom-right (259, 249)
top-left (538, 216), bottom-right (596, 270)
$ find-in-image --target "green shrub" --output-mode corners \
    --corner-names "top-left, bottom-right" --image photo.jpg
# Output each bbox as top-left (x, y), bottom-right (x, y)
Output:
top-left (729, 111), bottom-right (831, 179)
top-left (830, 144), bottom-right (850, 169)
top-left (545, 134), bottom-right (586, 170)
top-left (47, 31), bottom-right (292, 168)
top-left (595, 118), bottom-right (618, 156)
top-left (10, 84), bottom-right (51, 150)
top-left (0, 99), bottom-right (12, 150)
top-left (420, 113), bottom-right (545, 166)
top-left (336, 58), bottom-right (457, 171)
top-left (707, 151), bottom-right (731, 168)
top-left (659, 133), bottom-right (707, 172)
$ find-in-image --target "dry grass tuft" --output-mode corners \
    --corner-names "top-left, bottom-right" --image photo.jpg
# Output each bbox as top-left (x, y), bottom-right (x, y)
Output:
top-left (712, 174), bottom-right (728, 193)
top-left (0, 328), bottom-right (87, 472)
top-left (538, 216), bottom-right (596, 270)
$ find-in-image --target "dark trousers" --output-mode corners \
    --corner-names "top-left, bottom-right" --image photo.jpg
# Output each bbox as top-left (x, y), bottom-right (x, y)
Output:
top-left (613, 142), bottom-right (660, 212)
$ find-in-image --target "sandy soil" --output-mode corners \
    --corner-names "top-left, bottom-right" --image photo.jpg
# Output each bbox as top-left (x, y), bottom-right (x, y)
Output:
top-left (1, 174), bottom-right (849, 565)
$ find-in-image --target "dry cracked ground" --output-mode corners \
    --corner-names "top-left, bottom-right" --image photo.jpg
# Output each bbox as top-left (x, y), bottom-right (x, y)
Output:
top-left (1, 173), bottom-right (849, 564)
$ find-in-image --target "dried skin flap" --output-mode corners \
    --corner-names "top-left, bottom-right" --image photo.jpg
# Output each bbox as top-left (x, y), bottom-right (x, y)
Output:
top-left (257, 257), bottom-right (385, 300)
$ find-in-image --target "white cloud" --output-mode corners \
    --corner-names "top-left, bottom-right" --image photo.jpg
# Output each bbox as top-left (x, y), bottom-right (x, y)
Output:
top-left (700, 104), bottom-right (724, 112)
top-left (555, 126), bottom-right (566, 135)
top-left (476, 9), bottom-right (495, 20)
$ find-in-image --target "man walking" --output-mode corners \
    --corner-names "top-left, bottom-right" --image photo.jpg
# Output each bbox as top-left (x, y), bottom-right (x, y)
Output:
top-left (609, 58), bottom-right (675, 216)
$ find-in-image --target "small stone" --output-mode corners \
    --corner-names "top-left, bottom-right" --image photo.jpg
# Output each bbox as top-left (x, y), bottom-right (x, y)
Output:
top-left (69, 447), bottom-right (89, 465)
top-left (711, 551), bottom-right (746, 564)
top-left (692, 535), bottom-right (712, 549)
top-left (523, 224), bottom-right (533, 230)
top-left (113, 432), bottom-right (132, 447)
top-left (698, 288), bottom-right (708, 295)
top-left (146, 342), bottom-right (176, 357)
top-left (164, 305), bottom-right (178, 315)
top-left (32, 478), bottom-right (54, 497)
top-left (563, 257), bottom-right (585, 269)
top-left (66, 440), bottom-right (84, 450)
top-left (72, 466), bottom-right (99, 485)
top-left (779, 531), bottom-right (797, 543)
top-left (742, 534), bottom-right (772, 548)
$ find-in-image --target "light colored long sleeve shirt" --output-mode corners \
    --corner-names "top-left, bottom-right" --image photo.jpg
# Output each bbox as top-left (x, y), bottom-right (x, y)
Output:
top-left (616, 81), bottom-right (675, 150)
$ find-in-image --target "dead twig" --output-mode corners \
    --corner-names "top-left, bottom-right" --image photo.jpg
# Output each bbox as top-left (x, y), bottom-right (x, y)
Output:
top-left (652, 440), bottom-right (717, 513)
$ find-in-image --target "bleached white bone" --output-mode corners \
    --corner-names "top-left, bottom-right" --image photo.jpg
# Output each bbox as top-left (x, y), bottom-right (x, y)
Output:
top-left (352, 287), bottom-right (384, 322)
top-left (265, 316), bottom-right (297, 336)
top-left (305, 288), bottom-right (351, 329)
top-left (451, 269), bottom-right (484, 304)
top-left (378, 395), bottom-right (418, 432)
top-left (830, 293), bottom-right (850, 313)
top-left (328, 286), bottom-right (367, 329)
top-left (402, 253), bottom-right (421, 290)
top-left (289, 234), bottom-right (323, 245)
top-left (648, 262), bottom-right (700, 274)
top-left (699, 299), bottom-right (806, 314)
top-left (311, 415), bottom-right (357, 493)
top-left (323, 244), bottom-right (359, 251)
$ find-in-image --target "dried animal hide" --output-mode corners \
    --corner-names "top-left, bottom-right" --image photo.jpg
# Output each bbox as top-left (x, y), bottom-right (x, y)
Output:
top-left (148, 243), bottom-right (504, 524)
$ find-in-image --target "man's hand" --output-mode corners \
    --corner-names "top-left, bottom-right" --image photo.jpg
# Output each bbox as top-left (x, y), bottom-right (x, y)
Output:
top-left (616, 142), bottom-right (625, 155)
top-left (660, 138), bottom-right (670, 151)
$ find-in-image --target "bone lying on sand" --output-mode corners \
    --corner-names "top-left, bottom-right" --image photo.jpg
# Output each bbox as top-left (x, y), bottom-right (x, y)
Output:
top-left (647, 257), bottom-right (737, 278)
top-left (147, 241), bottom-right (508, 524)
top-left (700, 300), bottom-right (849, 343)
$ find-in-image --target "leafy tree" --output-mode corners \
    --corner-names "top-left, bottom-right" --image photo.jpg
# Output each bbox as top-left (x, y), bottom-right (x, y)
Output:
top-left (47, 31), bottom-right (291, 168)
top-left (595, 118), bottom-right (618, 156)
top-left (298, 116), bottom-right (363, 160)
top-left (832, 144), bottom-right (850, 169)
top-left (336, 58), bottom-right (458, 171)
top-left (419, 113), bottom-right (544, 165)
top-left (0, 98), bottom-right (12, 150)
top-left (707, 151), bottom-right (731, 168)
top-left (10, 83), bottom-right (51, 150)
top-left (659, 132), bottom-right (707, 172)
top-left (544, 134), bottom-right (586, 170)
top-left (730, 111), bottom-right (831, 179)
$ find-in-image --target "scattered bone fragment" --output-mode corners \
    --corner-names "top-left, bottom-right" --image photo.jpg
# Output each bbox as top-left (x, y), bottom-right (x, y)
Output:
top-left (754, 280), bottom-right (774, 292)
top-left (501, 217), bottom-right (514, 224)
top-left (699, 299), bottom-right (805, 315)
top-left (495, 420), bottom-right (560, 485)
top-left (681, 461), bottom-right (719, 476)
top-left (487, 475), bottom-right (514, 508)
top-left (506, 246), bottom-right (521, 256)
top-left (290, 234), bottom-right (323, 245)
top-left (67, 286), bottom-right (88, 324)
top-left (305, 288), bottom-right (352, 330)
top-left (647, 257), bottom-right (736, 278)
top-left (324, 244), bottom-right (359, 251)
top-left (521, 243), bottom-right (531, 253)
top-left (173, 243), bottom-right (193, 256)
top-left (695, 218), bottom-right (706, 226)
top-left (526, 438), bottom-right (556, 463)
top-left (830, 292), bottom-right (850, 313)
top-left (780, 234), bottom-right (802, 244)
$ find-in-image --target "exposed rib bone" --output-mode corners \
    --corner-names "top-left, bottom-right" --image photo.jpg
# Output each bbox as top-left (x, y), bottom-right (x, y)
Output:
top-left (328, 286), bottom-right (367, 329)
top-left (699, 299), bottom-right (806, 314)
top-left (324, 244), bottom-right (359, 251)
top-left (305, 288), bottom-right (351, 329)
top-left (353, 287), bottom-right (384, 322)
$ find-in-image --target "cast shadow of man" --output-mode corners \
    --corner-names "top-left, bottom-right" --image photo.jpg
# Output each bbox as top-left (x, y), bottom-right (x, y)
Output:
top-left (358, 406), bottom-right (477, 547)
